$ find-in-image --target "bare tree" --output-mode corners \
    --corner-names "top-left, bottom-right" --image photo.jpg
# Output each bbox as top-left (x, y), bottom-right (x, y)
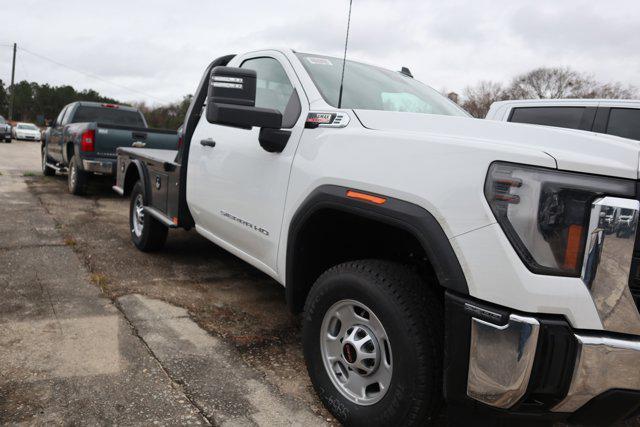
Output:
top-left (506, 67), bottom-right (638, 100)
top-left (507, 67), bottom-right (587, 99)
top-left (462, 81), bottom-right (506, 118)
top-left (577, 81), bottom-right (638, 99)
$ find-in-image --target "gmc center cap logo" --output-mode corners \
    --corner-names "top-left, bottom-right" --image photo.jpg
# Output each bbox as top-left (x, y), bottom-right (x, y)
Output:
top-left (343, 343), bottom-right (357, 363)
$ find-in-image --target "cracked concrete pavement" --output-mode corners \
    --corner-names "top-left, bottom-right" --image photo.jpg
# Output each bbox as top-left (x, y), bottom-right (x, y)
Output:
top-left (0, 140), bottom-right (329, 425)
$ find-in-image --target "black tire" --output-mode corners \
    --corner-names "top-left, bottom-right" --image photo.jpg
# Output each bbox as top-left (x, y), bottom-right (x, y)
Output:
top-left (129, 180), bottom-right (168, 252)
top-left (41, 146), bottom-right (55, 176)
top-left (303, 260), bottom-right (443, 427)
top-left (67, 154), bottom-right (88, 195)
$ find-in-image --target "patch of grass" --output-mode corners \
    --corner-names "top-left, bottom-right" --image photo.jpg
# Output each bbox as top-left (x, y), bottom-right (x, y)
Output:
top-left (63, 237), bottom-right (77, 246)
top-left (22, 171), bottom-right (37, 177)
top-left (90, 273), bottom-right (109, 292)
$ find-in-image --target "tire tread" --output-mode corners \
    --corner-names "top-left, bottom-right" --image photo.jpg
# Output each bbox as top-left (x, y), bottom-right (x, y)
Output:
top-left (303, 259), bottom-right (443, 426)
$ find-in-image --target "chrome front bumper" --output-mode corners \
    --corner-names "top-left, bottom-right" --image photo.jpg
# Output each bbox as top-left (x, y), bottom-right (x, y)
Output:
top-left (82, 159), bottom-right (115, 174)
top-left (553, 335), bottom-right (640, 413)
top-left (467, 313), bottom-right (540, 408)
top-left (467, 312), bottom-right (640, 413)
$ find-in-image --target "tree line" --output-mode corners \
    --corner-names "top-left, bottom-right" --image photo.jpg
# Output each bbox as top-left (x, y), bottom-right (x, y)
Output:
top-left (0, 80), bottom-right (190, 130)
top-left (1, 66), bottom-right (637, 127)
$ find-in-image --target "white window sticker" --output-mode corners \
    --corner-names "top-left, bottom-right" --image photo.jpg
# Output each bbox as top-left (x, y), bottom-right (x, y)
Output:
top-left (306, 57), bottom-right (333, 66)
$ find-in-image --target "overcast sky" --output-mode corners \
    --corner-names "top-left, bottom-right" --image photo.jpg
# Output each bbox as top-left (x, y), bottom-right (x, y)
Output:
top-left (2, 0), bottom-right (639, 105)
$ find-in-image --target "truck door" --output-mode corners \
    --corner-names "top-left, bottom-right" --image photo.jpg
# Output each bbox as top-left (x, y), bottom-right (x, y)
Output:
top-left (47, 106), bottom-right (68, 162)
top-left (47, 105), bottom-right (73, 162)
top-left (187, 53), bottom-right (306, 274)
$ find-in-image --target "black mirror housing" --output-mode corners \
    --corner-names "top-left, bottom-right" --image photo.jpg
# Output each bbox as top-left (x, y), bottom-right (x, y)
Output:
top-left (208, 66), bottom-right (257, 106)
top-left (206, 66), bottom-right (282, 129)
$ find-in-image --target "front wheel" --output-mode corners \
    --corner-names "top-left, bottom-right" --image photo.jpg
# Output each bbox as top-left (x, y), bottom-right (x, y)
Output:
top-left (303, 260), bottom-right (444, 427)
top-left (129, 180), bottom-right (168, 252)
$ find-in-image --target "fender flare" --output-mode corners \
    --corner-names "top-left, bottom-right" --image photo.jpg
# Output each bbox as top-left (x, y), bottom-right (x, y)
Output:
top-left (63, 140), bottom-right (76, 165)
top-left (123, 159), bottom-right (151, 200)
top-left (285, 185), bottom-right (469, 311)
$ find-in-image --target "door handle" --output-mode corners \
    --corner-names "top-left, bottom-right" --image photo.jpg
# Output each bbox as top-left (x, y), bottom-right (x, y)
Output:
top-left (200, 139), bottom-right (216, 148)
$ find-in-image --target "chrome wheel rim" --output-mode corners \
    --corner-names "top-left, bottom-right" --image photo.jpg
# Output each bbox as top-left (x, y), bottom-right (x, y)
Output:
top-left (320, 299), bottom-right (393, 406)
top-left (132, 194), bottom-right (144, 237)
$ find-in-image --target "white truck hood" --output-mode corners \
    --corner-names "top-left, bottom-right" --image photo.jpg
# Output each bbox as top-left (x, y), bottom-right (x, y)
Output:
top-left (354, 110), bottom-right (640, 180)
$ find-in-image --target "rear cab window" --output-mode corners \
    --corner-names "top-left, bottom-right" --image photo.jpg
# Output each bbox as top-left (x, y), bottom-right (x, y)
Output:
top-left (508, 107), bottom-right (587, 130)
top-left (606, 108), bottom-right (640, 141)
top-left (71, 106), bottom-right (146, 127)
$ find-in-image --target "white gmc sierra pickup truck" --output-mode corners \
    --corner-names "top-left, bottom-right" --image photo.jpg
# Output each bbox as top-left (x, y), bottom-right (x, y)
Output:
top-left (113, 49), bottom-right (640, 426)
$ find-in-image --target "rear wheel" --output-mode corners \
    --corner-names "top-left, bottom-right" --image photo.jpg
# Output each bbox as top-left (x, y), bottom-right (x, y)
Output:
top-left (41, 146), bottom-right (55, 176)
top-left (129, 180), bottom-right (168, 252)
top-left (68, 155), bottom-right (88, 195)
top-left (303, 260), bottom-right (443, 426)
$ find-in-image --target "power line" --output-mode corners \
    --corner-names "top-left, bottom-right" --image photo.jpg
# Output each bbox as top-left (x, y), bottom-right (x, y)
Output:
top-left (17, 46), bottom-right (170, 103)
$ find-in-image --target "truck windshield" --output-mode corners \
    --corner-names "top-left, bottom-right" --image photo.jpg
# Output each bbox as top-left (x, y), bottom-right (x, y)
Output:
top-left (296, 52), bottom-right (467, 117)
top-left (73, 106), bottom-right (146, 127)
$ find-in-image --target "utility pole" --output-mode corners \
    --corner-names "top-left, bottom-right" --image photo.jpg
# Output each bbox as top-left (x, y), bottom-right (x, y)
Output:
top-left (9, 43), bottom-right (16, 120)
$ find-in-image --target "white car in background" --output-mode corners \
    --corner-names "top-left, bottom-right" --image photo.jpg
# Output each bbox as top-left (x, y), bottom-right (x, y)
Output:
top-left (13, 122), bottom-right (41, 141)
top-left (486, 99), bottom-right (640, 142)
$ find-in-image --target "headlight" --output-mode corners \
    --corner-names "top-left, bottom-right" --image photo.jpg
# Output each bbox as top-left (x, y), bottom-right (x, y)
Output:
top-left (485, 162), bottom-right (636, 276)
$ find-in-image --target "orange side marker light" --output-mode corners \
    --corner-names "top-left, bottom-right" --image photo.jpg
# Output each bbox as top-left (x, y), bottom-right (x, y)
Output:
top-left (346, 190), bottom-right (387, 205)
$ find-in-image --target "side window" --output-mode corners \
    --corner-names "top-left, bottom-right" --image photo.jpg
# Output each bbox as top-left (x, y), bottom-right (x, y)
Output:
top-left (509, 107), bottom-right (585, 130)
top-left (240, 57), bottom-right (301, 128)
top-left (606, 108), bottom-right (640, 141)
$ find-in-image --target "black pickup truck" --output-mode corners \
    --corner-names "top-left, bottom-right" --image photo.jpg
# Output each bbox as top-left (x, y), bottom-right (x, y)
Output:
top-left (41, 101), bottom-right (178, 195)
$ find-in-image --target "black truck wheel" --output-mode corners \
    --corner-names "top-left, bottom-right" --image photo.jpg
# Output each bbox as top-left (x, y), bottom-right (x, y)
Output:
top-left (41, 147), bottom-right (55, 176)
top-left (303, 260), bottom-right (443, 427)
top-left (129, 180), bottom-right (168, 252)
top-left (67, 155), bottom-right (88, 195)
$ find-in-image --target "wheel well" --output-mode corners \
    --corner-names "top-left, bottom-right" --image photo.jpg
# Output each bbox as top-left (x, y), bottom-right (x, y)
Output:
top-left (123, 164), bottom-right (141, 196)
top-left (287, 208), bottom-right (440, 313)
top-left (65, 143), bottom-right (74, 163)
